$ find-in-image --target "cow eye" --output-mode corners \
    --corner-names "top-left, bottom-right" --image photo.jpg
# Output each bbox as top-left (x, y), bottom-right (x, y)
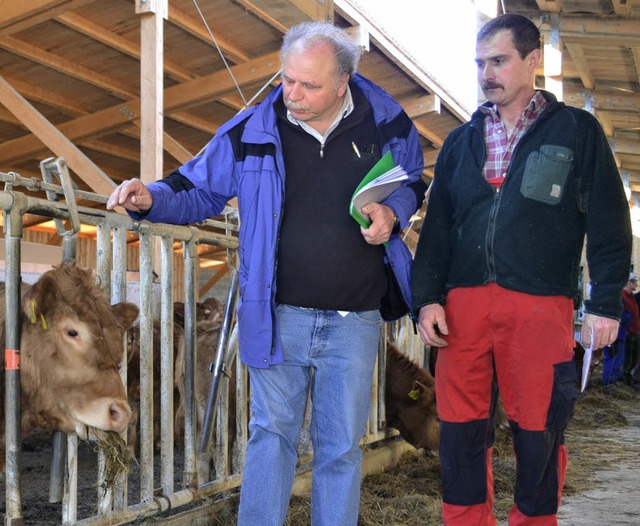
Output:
top-left (67, 329), bottom-right (78, 338)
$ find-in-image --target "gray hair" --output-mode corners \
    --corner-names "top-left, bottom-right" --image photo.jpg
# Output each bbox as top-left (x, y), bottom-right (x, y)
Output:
top-left (280, 21), bottom-right (362, 80)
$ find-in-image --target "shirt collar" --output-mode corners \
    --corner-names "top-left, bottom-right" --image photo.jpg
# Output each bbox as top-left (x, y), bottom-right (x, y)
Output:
top-left (480, 90), bottom-right (546, 119)
top-left (286, 86), bottom-right (354, 143)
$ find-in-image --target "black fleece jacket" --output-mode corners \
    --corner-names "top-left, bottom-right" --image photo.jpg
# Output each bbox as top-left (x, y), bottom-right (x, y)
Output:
top-left (412, 90), bottom-right (632, 320)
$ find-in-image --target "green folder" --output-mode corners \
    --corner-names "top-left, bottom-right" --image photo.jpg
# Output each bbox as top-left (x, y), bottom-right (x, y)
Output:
top-left (349, 151), bottom-right (407, 228)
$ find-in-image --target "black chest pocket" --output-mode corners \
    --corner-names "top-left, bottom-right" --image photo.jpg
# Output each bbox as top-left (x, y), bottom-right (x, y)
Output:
top-left (520, 145), bottom-right (573, 205)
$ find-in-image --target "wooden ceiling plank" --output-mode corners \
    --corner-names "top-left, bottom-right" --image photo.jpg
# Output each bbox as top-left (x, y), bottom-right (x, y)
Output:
top-left (632, 48), bottom-right (640, 86)
top-left (289, 0), bottom-right (333, 20)
top-left (611, 0), bottom-right (633, 16)
top-left (423, 149), bottom-right (439, 168)
top-left (162, 50), bottom-right (280, 111)
top-left (0, 75), bottom-right (115, 195)
top-left (56, 12), bottom-right (194, 83)
top-left (545, 16), bottom-right (640, 41)
top-left (414, 122), bottom-right (444, 149)
top-left (535, 0), bottom-right (563, 12)
top-left (0, 35), bottom-right (138, 99)
top-left (4, 76), bottom-right (87, 117)
top-left (0, 0), bottom-right (94, 35)
top-left (0, 52), bottom-right (281, 165)
top-left (595, 110), bottom-right (615, 136)
top-left (401, 95), bottom-right (441, 119)
top-left (564, 89), bottom-right (640, 113)
top-left (169, 111), bottom-right (219, 135)
top-left (79, 138), bottom-right (140, 163)
top-left (609, 137), bottom-right (640, 156)
top-left (564, 42), bottom-right (594, 90)
top-left (231, 0), bottom-right (289, 34)
top-left (168, 5), bottom-right (251, 63)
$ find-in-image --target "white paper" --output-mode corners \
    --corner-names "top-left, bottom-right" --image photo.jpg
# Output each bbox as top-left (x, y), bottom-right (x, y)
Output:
top-left (580, 325), bottom-right (595, 393)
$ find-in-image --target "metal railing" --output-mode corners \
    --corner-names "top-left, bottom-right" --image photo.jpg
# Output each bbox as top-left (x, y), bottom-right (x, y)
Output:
top-left (1, 159), bottom-right (425, 525)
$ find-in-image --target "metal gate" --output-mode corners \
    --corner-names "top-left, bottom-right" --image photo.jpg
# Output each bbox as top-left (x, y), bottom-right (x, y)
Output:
top-left (1, 159), bottom-right (425, 525)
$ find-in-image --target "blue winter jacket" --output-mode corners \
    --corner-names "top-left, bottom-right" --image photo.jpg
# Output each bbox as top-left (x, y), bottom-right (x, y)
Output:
top-left (134, 74), bottom-right (425, 367)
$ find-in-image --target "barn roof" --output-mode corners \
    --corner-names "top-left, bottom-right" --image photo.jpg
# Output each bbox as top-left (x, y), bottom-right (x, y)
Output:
top-left (1, 0), bottom-right (638, 263)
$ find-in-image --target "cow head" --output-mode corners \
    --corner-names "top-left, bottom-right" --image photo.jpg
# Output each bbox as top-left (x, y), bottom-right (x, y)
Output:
top-left (385, 343), bottom-right (440, 453)
top-left (17, 261), bottom-right (139, 438)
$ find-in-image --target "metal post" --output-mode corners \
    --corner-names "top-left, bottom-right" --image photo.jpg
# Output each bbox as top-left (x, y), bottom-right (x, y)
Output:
top-left (4, 194), bottom-right (25, 526)
top-left (198, 269), bottom-right (239, 455)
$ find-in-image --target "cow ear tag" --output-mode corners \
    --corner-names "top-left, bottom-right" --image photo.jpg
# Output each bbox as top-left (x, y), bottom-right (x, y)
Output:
top-left (407, 388), bottom-right (420, 400)
top-left (29, 300), bottom-right (48, 330)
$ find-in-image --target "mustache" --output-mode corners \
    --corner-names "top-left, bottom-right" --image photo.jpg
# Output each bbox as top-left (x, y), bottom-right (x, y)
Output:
top-left (482, 81), bottom-right (503, 90)
top-left (285, 100), bottom-right (309, 111)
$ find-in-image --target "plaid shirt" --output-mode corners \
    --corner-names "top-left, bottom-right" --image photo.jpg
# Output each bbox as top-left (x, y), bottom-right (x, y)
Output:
top-left (480, 91), bottom-right (548, 188)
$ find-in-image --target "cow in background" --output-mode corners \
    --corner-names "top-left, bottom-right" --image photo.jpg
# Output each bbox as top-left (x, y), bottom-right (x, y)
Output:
top-left (174, 306), bottom-right (228, 481)
top-left (126, 297), bottom-right (223, 453)
top-left (385, 342), bottom-right (439, 453)
top-left (0, 261), bottom-right (139, 472)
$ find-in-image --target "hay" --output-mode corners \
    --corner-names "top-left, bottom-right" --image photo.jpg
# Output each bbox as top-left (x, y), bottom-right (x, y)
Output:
top-left (211, 381), bottom-right (640, 525)
top-left (87, 429), bottom-right (137, 494)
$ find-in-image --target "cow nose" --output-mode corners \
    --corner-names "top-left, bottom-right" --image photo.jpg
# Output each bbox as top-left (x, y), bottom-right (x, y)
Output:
top-left (110, 401), bottom-right (132, 433)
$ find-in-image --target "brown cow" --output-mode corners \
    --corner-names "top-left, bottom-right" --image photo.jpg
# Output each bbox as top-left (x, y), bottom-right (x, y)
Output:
top-left (384, 342), bottom-right (440, 453)
top-left (0, 261), bottom-right (139, 472)
top-left (126, 297), bottom-right (224, 453)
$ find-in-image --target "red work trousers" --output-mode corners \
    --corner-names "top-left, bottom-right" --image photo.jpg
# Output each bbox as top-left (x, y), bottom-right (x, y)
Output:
top-left (436, 284), bottom-right (578, 526)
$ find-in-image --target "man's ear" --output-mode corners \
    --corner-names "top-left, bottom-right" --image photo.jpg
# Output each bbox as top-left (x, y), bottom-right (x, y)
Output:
top-left (336, 73), bottom-right (349, 97)
top-left (527, 48), bottom-right (542, 72)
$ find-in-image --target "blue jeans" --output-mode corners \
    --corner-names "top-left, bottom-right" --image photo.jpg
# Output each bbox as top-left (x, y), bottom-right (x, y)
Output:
top-left (237, 304), bottom-right (382, 526)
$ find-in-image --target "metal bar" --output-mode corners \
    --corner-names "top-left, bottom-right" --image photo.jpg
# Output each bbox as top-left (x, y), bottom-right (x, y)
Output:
top-left (61, 434), bottom-right (78, 525)
top-left (182, 237), bottom-right (198, 487)
top-left (106, 224), bottom-right (129, 511)
top-left (3, 192), bottom-right (25, 526)
top-left (138, 228), bottom-right (155, 500)
top-left (160, 234), bottom-right (175, 496)
top-left (198, 269), bottom-right (238, 454)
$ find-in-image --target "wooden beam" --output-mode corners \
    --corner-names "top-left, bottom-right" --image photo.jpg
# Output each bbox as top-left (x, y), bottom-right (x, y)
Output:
top-left (609, 137), bottom-right (640, 156)
top-left (611, 0), bottom-right (633, 16)
top-left (56, 11), bottom-right (194, 83)
top-left (535, 0), bottom-right (563, 12)
top-left (402, 95), bottom-right (441, 119)
top-left (564, 42), bottom-right (594, 90)
top-left (414, 122), bottom-right (445, 149)
top-left (564, 88), bottom-right (640, 113)
top-left (0, 36), bottom-right (138, 99)
top-left (228, 0), bottom-right (289, 34)
top-left (594, 110), bottom-right (614, 136)
top-left (542, 16), bottom-right (640, 43)
top-left (0, 51), bottom-right (281, 166)
top-left (632, 48), bottom-right (640, 86)
top-left (167, 5), bottom-right (251, 64)
top-left (0, 75), bottom-right (115, 195)
top-left (137, 0), bottom-right (165, 187)
top-left (3, 75), bottom-right (88, 117)
top-left (424, 149), bottom-right (439, 168)
top-left (0, 0), bottom-right (93, 35)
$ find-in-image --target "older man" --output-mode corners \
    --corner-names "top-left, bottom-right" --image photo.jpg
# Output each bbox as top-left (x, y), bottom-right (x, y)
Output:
top-left (108, 20), bottom-right (426, 526)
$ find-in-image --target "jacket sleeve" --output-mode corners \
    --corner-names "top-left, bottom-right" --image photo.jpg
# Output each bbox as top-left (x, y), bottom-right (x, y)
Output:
top-left (411, 137), bottom-right (454, 315)
top-left (134, 132), bottom-right (237, 225)
top-left (381, 111), bottom-right (428, 229)
top-left (579, 111), bottom-right (632, 319)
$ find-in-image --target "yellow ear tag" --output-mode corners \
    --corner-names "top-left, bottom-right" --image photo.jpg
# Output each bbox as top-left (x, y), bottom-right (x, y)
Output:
top-left (40, 314), bottom-right (48, 330)
top-left (30, 300), bottom-right (37, 324)
top-left (407, 388), bottom-right (420, 400)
